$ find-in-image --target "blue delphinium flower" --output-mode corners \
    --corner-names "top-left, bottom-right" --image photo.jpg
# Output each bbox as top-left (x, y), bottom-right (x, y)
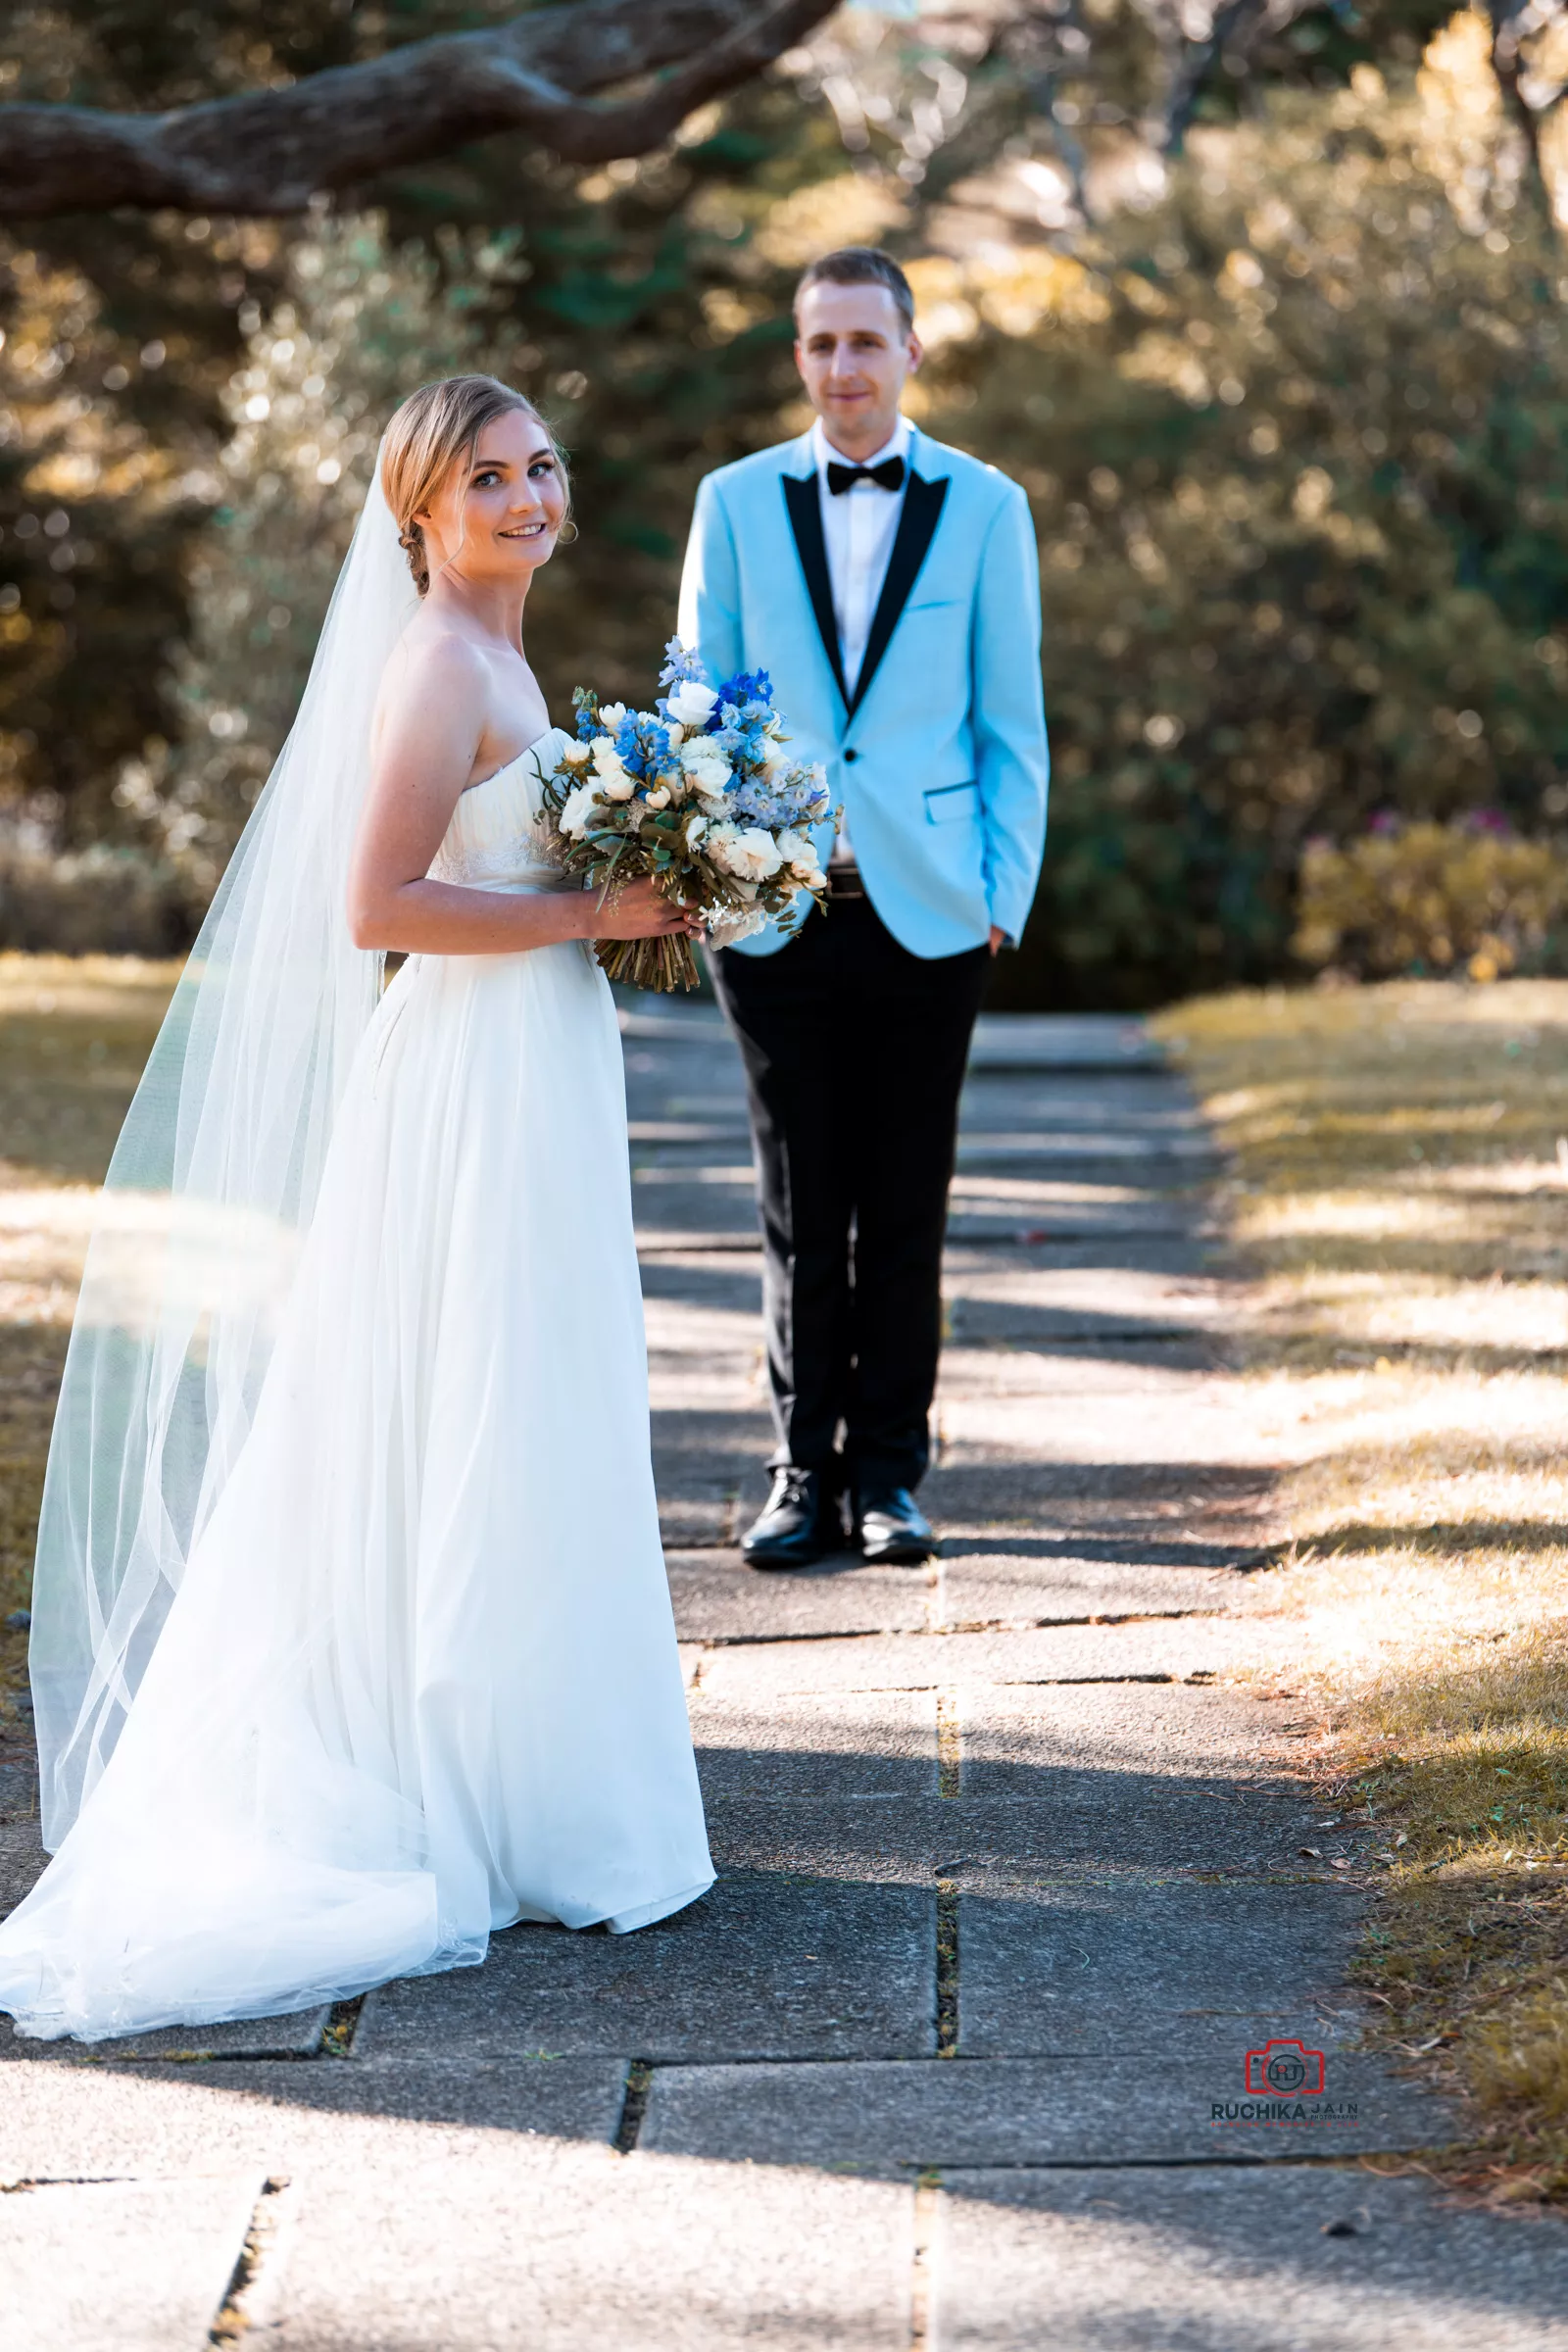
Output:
top-left (612, 714), bottom-right (649, 780)
top-left (659, 636), bottom-right (709, 691)
top-left (716, 668), bottom-right (773, 710)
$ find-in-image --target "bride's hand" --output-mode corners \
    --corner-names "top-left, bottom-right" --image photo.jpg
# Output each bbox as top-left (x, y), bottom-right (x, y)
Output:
top-left (594, 876), bottom-right (703, 942)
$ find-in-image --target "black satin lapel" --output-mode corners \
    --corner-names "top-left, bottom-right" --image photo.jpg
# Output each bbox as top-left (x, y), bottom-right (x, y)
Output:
top-left (781, 471), bottom-right (849, 710)
top-left (848, 471), bottom-right (950, 719)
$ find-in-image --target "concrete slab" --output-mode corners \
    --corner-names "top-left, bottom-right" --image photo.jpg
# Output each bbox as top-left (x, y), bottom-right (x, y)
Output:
top-left (691, 1616), bottom-right (1268, 1701)
top-left (948, 1234), bottom-right (1218, 1271)
top-left (933, 1352), bottom-right (1231, 1406)
top-left (268, 2143), bottom-right (915, 2351)
top-left (356, 1874), bottom-right (935, 2062)
top-left (638, 1253), bottom-right (760, 1315)
top-left (0, 2053), bottom-right (630, 2178)
top-left (929, 1392), bottom-right (1286, 1473)
top-left (945, 1173), bottom-right (1205, 1243)
top-left (953, 1150), bottom-right (1215, 1187)
top-left (692, 1689), bottom-right (938, 1799)
top-left (704, 1794), bottom-right (1318, 1882)
top-left (0, 2059), bottom-right (918, 2351)
top-left (956, 1679), bottom-right (1304, 1795)
top-left (958, 1877), bottom-right (1366, 2055)
top-left (2, 2006), bottom-right (330, 2062)
top-left (944, 1263), bottom-right (1232, 1348)
top-left (966, 1013), bottom-right (1164, 1071)
top-left (667, 1547), bottom-right (932, 1641)
top-left (936, 2168), bottom-right (1568, 2351)
top-left (640, 2051), bottom-right (1450, 2166)
top-left (650, 1407), bottom-right (769, 1545)
top-left (956, 1078), bottom-right (1204, 1138)
top-left (194, 2053), bottom-right (631, 2139)
top-left (0, 1815), bottom-right (43, 1914)
top-left (1, 2171), bottom-right (263, 2352)
top-left (935, 1541), bottom-right (1243, 1627)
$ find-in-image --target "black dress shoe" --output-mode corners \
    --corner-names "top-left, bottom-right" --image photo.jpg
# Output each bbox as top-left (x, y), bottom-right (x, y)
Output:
top-left (853, 1486), bottom-right (936, 1565)
top-left (740, 1467), bottom-right (844, 1572)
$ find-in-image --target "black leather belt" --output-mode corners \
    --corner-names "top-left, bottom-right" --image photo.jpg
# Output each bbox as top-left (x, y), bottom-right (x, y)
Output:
top-left (825, 863), bottom-right (865, 900)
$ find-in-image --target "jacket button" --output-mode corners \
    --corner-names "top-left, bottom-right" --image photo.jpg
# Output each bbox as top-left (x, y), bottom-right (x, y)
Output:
top-left (843, 748), bottom-right (858, 763)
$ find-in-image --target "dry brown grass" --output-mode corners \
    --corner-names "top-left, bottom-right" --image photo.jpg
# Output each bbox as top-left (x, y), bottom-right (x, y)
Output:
top-left (0, 954), bottom-right (178, 1710)
top-left (1157, 979), bottom-right (1568, 2198)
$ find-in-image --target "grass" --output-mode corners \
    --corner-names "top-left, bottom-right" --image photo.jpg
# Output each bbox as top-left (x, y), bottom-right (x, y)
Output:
top-left (1156, 979), bottom-right (1568, 2202)
top-left (0, 953), bottom-right (179, 1711)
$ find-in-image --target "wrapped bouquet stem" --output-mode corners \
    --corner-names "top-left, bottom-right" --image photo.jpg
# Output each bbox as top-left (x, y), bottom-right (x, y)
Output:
top-left (536, 641), bottom-right (836, 992)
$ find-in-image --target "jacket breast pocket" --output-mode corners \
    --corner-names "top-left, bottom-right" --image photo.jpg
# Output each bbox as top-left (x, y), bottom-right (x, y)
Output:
top-left (925, 781), bottom-right (981, 825)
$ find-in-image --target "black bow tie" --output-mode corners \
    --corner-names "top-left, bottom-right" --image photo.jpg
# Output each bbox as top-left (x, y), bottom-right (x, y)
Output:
top-left (826, 456), bottom-right (906, 496)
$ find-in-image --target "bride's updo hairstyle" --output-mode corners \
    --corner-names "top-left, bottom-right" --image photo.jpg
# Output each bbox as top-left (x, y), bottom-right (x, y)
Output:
top-left (380, 374), bottom-right (568, 595)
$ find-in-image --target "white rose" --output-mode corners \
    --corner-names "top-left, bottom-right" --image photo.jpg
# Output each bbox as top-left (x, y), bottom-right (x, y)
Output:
top-left (645, 786), bottom-right (671, 810)
top-left (598, 702), bottom-right (628, 729)
top-left (758, 737), bottom-right (789, 773)
top-left (558, 780), bottom-right (602, 840)
top-left (707, 905), bottom-right (766, 949)
top-left (709, 823), bottom-right (783, 884)
top-left (662, 719), bottom-right (685, 748)
top-left (680, 736), bottom-right (731, 794)
top-left (559, 738), bottom-right (592, 768)
top-left (590, 739), bottom-right (636, 800)
top-left (774, 829), bottom-right (824, 886)
top-left (666, 678), bottom-right (720, 728)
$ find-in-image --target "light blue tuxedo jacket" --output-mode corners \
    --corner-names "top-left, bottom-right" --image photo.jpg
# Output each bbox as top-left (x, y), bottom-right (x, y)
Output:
top-left (676, 421), bottom-right (1049, 959)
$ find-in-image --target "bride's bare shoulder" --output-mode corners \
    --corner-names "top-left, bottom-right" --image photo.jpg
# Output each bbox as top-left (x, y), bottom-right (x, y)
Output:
top-left (383, 614), bottom-right (492, 705)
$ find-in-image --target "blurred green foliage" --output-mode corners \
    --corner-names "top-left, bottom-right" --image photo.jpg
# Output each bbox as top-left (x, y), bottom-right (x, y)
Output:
top-left (920, 24), bottom-right (1568, 1006)
top-left (4, 5), bottom-right (1568, 1004)
top-left (1, 3), bottom-right (836, 882)
top-left (1294, 816), bottom-right (1568, 980)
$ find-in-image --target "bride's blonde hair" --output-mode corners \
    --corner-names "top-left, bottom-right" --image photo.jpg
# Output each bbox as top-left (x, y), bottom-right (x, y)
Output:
top-left (379, 374), bottom-right (569, 594)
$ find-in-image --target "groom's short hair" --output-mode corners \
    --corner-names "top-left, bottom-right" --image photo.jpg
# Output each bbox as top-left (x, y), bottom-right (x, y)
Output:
top-left (795, 247), bottom-right (915, 336)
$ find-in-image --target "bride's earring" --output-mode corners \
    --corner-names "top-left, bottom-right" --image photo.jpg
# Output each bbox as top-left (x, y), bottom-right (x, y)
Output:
top-left (557, 517), bottom-right (579, 545)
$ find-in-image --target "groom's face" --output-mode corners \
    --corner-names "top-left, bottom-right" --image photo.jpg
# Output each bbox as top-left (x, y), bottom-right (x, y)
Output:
top-left (795, 282), bottom-right (921, 459)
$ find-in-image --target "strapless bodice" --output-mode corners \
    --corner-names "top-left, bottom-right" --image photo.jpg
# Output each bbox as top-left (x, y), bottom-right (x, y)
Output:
top-left (427, 726), bottom-right (571, 890)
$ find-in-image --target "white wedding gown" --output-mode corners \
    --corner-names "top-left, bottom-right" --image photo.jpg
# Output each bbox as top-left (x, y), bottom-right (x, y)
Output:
top-left (0, 729), bottom-right (714, 2041)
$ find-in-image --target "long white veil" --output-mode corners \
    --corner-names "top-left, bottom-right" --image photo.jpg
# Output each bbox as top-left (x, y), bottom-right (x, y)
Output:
top-left (29, 464), bottom-right (418, 1849)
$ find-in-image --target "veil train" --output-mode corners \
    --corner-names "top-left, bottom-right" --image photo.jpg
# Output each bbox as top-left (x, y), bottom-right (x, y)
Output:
top-left (30, 470), bottom-right (416, 1849)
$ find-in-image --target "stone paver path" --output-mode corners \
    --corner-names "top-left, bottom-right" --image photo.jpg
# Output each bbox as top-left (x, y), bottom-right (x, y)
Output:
top-left (4, 1003), bottom-right (1567, 2347)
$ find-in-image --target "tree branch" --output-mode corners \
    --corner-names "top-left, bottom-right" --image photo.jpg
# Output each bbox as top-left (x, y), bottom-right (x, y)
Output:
top-left (0, 0), bottom-right (839, 219)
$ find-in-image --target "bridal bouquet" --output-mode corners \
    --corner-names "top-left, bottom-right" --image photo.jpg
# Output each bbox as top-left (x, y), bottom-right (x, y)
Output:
top-left (536, 640), bottom-right (835, 992)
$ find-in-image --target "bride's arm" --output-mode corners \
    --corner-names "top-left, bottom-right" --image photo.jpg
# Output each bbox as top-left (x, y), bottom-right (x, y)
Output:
top-left (347, 636), bottom-right (696, 956)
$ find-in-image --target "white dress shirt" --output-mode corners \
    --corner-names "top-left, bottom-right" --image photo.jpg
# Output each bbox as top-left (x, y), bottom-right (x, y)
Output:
top-left (811, 414), bottom-right (910, 865)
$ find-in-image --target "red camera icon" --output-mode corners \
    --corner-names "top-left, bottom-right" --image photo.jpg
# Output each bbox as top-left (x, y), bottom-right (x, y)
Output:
top-left (1245, 2037), bottom-right (1326, 2097)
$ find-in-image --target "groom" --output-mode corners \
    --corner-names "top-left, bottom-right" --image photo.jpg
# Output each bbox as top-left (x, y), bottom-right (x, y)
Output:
top-left (677, 246), bottom-right (1049, 1569)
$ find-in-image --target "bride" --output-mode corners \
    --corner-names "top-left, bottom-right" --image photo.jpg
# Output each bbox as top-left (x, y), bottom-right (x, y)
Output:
top-left (0, 374), bottom-right (715, 2041)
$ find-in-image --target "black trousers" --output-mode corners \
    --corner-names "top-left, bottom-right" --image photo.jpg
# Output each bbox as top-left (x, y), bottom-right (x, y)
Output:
top-left (711, 899), bottom-right (990, 1492)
